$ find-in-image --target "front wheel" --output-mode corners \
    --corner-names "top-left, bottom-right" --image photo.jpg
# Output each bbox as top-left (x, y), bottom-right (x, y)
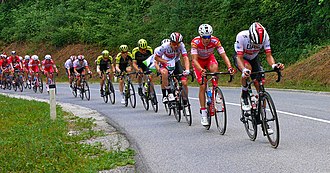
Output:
top-left (214, 87), bottom-right (227, 135)
top-left (241, 94), bottom-right (257, 141)
top-left (83, 81), bottom-right (90, 101)
top-left (260, 92), bottom-right (280, 148)
top-left (149, 84), bottom-right (158, 113)
top-left (141, 85), bottom-right (149, 110)
top-left (179, 87), bottom-right (191, 126)
top-left (109, 80), bottom-right (115, 104)
top-left (128, 82), bottom-right (136, 108)
top-left (38, 77), bottom-right (43, 93)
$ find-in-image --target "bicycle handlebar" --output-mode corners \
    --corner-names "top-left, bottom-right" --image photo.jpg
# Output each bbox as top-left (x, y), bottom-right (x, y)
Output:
top-left (250, 68), bottom-right (282, 82)
top-left (201, 72), bottom-right (233, 85)
top-left (169, 72), bottom-right (195, 83)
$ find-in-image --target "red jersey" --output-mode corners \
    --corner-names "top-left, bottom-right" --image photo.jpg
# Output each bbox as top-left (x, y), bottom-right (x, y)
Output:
top-left (0, 59), bottom-right (10, 68)
top-left (42, 59), bottom-right (55, 71)
top-left (190, 36), bottom-right (226, 59)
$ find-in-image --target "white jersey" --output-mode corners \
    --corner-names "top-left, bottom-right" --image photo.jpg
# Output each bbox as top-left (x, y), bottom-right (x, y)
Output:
top-left (154, 42), bottom-right (188, 62)
top-left (73, 59), bottom-right (88, 70)
top-left (64, 59), bottom-right (73, 69)
top-left (234, 30), bottom-right (271, 60)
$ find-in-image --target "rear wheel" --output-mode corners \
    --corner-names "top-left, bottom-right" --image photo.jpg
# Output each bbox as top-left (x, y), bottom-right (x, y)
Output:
top-left (214, 87), bottom-right (227, 135)
top-left (179, 87), bottom-right (191, 126)
top-left (141, 84), bottom-right (149, 110)
top-left (261, 92), bottom-right (280, 148)
top-left (38, 77), bottom-right (43, 93)
top-left (103, 84), bottom-right (109, 103)
top-left (128, 82), bottom-right (136, 108)
top-left (72, 81), bottom-right (78, 97)
top-left (18, 78), bottom-right (24, 92)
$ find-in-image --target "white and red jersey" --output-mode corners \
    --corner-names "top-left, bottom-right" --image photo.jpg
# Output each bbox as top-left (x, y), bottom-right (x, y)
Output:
top-left (154, 42), bottom-right (188, 62)
top-left (23, 59), bottom-right (30, 69)
top-left (64, 58), bottom-right (74, 69)
top-left (29, 59), bottom-right (41, 72)
top-left (0, 58), bottom-right (10, 68)
top-left (73, 59), bottom-right (89, 70)
top-left (191, 36), bottom-right (226, 59)
top-left (234, 30), bottom-right (271, 60)
top-left (42, 59), bottom-right (55, 72)
top-left (8, 56), bottom-right (22, 70)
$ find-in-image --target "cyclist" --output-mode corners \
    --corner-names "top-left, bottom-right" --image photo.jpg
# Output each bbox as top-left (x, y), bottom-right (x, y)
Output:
top-left (73, 55), bottom-right (92, 88)
top-left (154, 32), bottom-right (190, 107)
top-left (29, 55), bottom-right (41, 86)
top-left (115, 45), bottom-right (134, 104)
top-left (0, 54), bottom-right (11, 87)
top-left (64, 55), bottom-right (77, 88)
top-left (22, 55), bottom-right (31, 85)
top-left (131, 39), bottom-right (153, 96)
top-left (96, 50), bottom-right (115, 97)
top-left (233, 22), bottom-right (284, 112)
top-left (191, 24), bottom-right (235, 126)
top-left (42, 55), bottom-right (59, 92)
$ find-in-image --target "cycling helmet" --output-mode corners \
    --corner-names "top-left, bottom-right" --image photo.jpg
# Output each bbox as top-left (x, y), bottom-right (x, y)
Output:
top-left (24, 55), bottom-right (30, 60)
top-left (70, 55), bottom-right (76, 61)
top-left (119, 45), bottom-right (128, 52)
top-left (19, 56), bottom-right (23, 61)
top-left (161, 39), bottom-right (170, 45)
top-left (102, 50), bottom-right (109, 57)
top-left (45, 54), bottom-right (51, 60)
top-left (31, 55), bottom-right (39, 61)
top-left (170, 32), bottom-right (183, 43)
top-left (11, 51), bottom-right (16, 55)
top-left (198, 24), bottom-right (213, 37)
top-left (0, 54), bottom-right (6, 58)
top-left (249, 22), bottom-right (267, 45)
top-left (138, 39), bottom-right (148, 49)
top-left (77, 55), bottom-right (84, 60)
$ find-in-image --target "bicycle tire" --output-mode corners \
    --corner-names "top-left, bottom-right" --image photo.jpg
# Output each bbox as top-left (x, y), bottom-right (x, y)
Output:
top-left (241, 94), bottom-right (258, 141)
top-left (33, 80), bottom-right (37, 93)
top-left (260, 91), bottom-right (280, 148)
top-left (214, 87), bottom-right (227, 135)
top-left (13, 81), bottom-right (17, 91)
top-left (141, 83), bottom-right (149, 110)
top-left (109, 80), bottom-right (115, 104)
top-left (72, 81), bottom-right (78, 97)
top-left (7, 78), bottom-right (12, 90)
top-left (18, 79), bottom-right (24, 92)
top-left (38, 77), bottom-right (43, 93)
top-left (103, 83), bottom-right (109, 103)
top-left (179, 87), bottom-right (191, 126)
top-left (84, 81), bottom-right (90, 101)
top-left (204, 92), bottom-right (211, 130)
top-left (149, 84), bottom-right (158, 113)
top-left (80, 83), bottom-right (84, 100)
top-left (129, 82), bottom-right (136, 108)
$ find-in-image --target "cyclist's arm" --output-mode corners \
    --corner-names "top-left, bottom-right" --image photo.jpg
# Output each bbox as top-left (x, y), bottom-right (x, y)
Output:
top-left (154, 60), bottom-right (160, 72)
top-left (191, 54), bottom-right (203, 72)
top-left (265, 52), bottom-right (276, 67)
top-left (115, 63), bottom-right (121, 73)
top-left (236, 53), bottom-right (245, 71)
top-left (154, 54), bottom-right (167, 64)
top-left (132, 60), bottom-right (139, 72)
top-left (182, 55), bottom-right (190, 71)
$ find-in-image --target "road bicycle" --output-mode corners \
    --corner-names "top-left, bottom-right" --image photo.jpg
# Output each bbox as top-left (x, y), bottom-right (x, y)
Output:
top-left (72, 73), bottom-right (91, 100)
top-left (121, 71), bottom-right (136, 108)
top-left (201, 72), bottom-right (233, 135)
top-left (163, 70), bottom-right (194, 126)
top-left (12, 69), bottom-right (24, 92)
top-left (32, 72), bottom-right (43, 93)
top-left (2, 71), bottom-right (12, 90)
top-left (139, 71), bottom-right (158, 113)
top-left (102, 71), bottom-right (115, 104)
top-left (240, 68), bottom-right (282, 148)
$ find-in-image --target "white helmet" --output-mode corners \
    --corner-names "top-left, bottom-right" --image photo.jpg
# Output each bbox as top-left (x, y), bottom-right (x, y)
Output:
top-left (45, 54), bottom-right (51, 60)
top-left (249, 22), bottom-right (267, 45)
top-left (161, 39), bottom-right (170, 45)
top-left (170, 32), bottom-right (183, 43)
top-left (70, 55), bottom-right (76, 61)
top-left (77, 55), bottom-right (84, 60)
top-left (32, 55), bottom-right (39, 60)
top-left (19, 56), bottom-right (23, 61)
top-left (24, 55), bottom-right (30, 60)
top-left (198, 24), bottom-right (213, 37)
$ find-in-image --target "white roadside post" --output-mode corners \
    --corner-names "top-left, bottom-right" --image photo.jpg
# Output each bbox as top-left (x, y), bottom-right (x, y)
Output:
top-left (49, 84), bottom-right (56, 120)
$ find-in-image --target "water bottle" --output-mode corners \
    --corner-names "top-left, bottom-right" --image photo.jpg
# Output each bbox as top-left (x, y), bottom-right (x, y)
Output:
top-left (207, 89), bottom-right (212, 105)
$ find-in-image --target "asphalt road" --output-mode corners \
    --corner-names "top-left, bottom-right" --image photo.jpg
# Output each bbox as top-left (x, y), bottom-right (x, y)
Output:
top-left (2, 83), bottom-right (330, 173)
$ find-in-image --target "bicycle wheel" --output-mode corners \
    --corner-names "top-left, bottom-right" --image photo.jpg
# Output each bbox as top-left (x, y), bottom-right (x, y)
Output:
top-left (149, 84), bottom-right (158, 113)
top-left (103, 84), bottom-right (109, 103)
top-left (141, 85), bottom-right (149, 111)
top-left (80, 84), bottom-right (84, 100)
top-left (72, 81), bottom-right (78, 97)
top-left (109, 80), bottom-right (115, 104)
top-left (214, 87), bottom-right (227, 135)
top-left (38, 77), bottom-right (43, 93)
top-left (173, 101), bottom-right (181, 122)
top-left (241, 94), bottom-right (257, 141)
top-left (260, 92), bottom-right (280, 148)
top-left (204, 92), bottom-right (211, 130)
top-left (18, 79), bottom-right (24, 92)
top-left (13, 80), bottom-right (17, 92)
top-left (84, 81), bottom-right (90, 101)
top-left (33, 80), bottom-right (37, 93)
top-left (128, 82), bottom-right (136, 108)
top-left (180, 87), bottom-right (191, 126)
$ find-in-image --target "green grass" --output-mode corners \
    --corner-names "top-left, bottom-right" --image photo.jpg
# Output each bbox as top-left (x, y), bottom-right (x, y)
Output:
top-left (0, 95), bottom-right (135, 172)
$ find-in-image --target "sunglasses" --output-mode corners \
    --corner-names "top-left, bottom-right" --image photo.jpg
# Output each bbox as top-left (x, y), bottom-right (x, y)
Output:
top-left (202, 35), bottom-right (211, 39)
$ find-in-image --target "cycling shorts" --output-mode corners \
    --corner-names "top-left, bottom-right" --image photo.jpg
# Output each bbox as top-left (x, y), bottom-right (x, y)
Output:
top-left (192, 54), bottom-right (218, 83)
top-left (232, 52), bottom-right (263, 80)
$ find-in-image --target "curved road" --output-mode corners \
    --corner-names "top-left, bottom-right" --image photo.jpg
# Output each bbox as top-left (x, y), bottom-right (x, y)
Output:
top-left (2, 83), bottom-right (330, 173)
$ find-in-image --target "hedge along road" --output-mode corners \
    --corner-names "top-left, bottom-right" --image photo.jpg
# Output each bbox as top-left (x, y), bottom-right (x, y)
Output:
top-left (1, 83), bottom-right (330, 173)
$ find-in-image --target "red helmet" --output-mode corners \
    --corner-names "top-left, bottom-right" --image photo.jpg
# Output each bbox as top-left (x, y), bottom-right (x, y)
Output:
top-left (249, 22), bottom-right (267, 45)
top-left (170, 32), bottom-right (183, 43)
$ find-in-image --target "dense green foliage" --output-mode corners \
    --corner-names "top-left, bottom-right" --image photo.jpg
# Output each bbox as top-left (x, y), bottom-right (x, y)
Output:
top-left (0, 0), bottom-right (329, 65)
top-left (0, 95), bottom-right (135, 172)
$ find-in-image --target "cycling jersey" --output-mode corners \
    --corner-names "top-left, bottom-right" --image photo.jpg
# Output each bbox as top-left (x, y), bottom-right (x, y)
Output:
top-left (73, 59), bottom-right (88, 70)
top-left (42, 59), bottom-right (55, 73)
top-left (191, 36), bottom-right (225, 59)
top-left (234, 30), bottom-right (271, 60)
top-left (23, 59), bottom-right (29, 71)
top-left (132, 46), bottom-right (153, 72)
top-left (155, 42), bottom-right (188, 62)
top-left (96, 55), bottom-right (112, 73)
top-left (64, 59), bottom-right (74, 69)
top-left (29, 59), bottom-right (40, 73)
top-left (9, 56), bottom-right (22, 71)
top-left (115, 52), bottom-right (133, 72)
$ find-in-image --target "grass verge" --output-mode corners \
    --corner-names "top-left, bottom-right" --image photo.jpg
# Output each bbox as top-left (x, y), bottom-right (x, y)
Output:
top-left (0, 95), bottom-right (135, 172)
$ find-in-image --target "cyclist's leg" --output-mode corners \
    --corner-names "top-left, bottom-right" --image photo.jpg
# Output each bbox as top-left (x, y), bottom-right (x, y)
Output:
top-left (159, 65), bottom-right (169, 102)
top-left (174, 61), bottom-right (188, 99)
top-left (137, 63), bottom-right (148, 96)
